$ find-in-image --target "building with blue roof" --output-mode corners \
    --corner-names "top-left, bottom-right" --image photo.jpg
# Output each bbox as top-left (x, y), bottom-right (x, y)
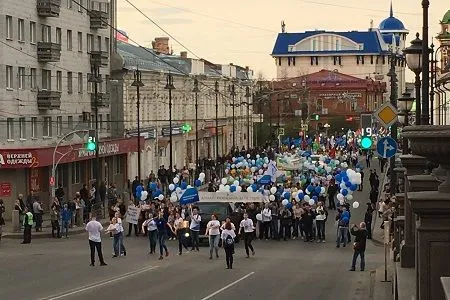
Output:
top-left (271, 1), bottom-right (409, 101)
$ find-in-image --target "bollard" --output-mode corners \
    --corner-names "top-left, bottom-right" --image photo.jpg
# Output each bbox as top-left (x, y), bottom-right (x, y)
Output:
top-left (12, 209), bottom-right (20, 232)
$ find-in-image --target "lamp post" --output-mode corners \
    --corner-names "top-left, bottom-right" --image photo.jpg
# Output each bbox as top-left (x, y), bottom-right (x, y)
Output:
top-left (421, 0), bottom-right (430, 125)
top-left (193, 78), bottom-right (200, 177)
top-left (387, 48), bottom-right (398, 195)
top-left (214, 81), bottom-right (219, 160)
top-left (165, 73), bottom-right (175, 169)
top-left (430, 43), bottom-right (434, 125)
top-left (245, 86), bottom-right (251, 150)
top-left (397, 92), bottom-right (415, 154)
top-left (403, 33), bottom-right (423, 125)
top-left (131, 68), bottom-right (144, 181)
top-left (230, 84), bottom-right (236, 152)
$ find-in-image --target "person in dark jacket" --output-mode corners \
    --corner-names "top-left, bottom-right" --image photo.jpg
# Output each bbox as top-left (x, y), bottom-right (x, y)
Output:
top-left (364, 206), bottom-right (373, 239)
top-left (349, 222), bottom-right (368, 271)
top-left (301, 205), bottom-right (315, 242)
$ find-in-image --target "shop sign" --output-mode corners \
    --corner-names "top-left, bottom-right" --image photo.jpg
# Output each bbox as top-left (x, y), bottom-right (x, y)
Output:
top-left (78, 143), bottom-right (120, 158)
top-left (0, 182), bottom-right (12, 197)
top-left (0, 152), bottom-right (39, 168)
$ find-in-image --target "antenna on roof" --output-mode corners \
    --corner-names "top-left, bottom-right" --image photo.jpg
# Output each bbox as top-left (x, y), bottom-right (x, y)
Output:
top-left (390, 0), bottom-right (393, 17)
top-left (281, 20), bottom-right (286, 33)
top-left (370, 19), bottom-right (374, 29)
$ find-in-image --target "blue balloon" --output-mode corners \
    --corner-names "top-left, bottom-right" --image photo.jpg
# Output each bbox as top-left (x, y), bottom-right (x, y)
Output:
top-left (312, 195), bottom-right (318, 201)
top-left (194, 179), bottom-right (201, 187)
top-left (284, 192), bottom-right (291, 199)
top-left (307, 185), bottom-right (314, 192)
top-left (286, 203), bottom-right (293, 209)
top-left (345, 181), bottom-right (352, 188)
top-left (251, 184), bottom-right (257, 191)
top-left (230, 185), bottom-right (237, 192)
top-left (342, 189), bottom-right (348, 196)
top-left (350, 184), bottom-right (358, 191)
top-left (150, 182), bottom-right (157, 190)
top-left (335, 174), bottom-right (342, 182)
top-left (315, 186), bottom-right (321, 194)
top-left (181, 182), bottom-right (188, 190)
top-left (299, 193), bottom-right (305, 200)
top-left (342, 175), bottom-right (349, 182)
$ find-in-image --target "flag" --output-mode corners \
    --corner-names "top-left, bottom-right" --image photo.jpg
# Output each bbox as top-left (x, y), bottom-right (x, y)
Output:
top-left (116, 30), bottom-right (128, 43)
top-left (264, 160), bottom-right (278, 183)
top-left (179, 188), bottom-right (199, 205)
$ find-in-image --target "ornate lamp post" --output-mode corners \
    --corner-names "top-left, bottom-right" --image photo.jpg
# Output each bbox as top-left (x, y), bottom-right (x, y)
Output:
top-left (397, 92), bottom-right (415, 154)
top-left (165, 73), bottom-right (175, 169)
top-left (131, 69), bottom-right (144, 181)
top-left (193, 78), bottom-right (200, 177)
top-left (403, 33), bottom-right (423, 125)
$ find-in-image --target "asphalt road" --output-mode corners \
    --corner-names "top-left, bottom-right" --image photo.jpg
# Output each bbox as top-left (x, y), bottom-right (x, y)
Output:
top-left (0, 163), bottom-right (384, 300)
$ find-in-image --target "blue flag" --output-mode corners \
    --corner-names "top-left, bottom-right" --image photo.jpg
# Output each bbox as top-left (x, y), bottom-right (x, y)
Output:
top-left (179, 187), bottom-right (199, 205)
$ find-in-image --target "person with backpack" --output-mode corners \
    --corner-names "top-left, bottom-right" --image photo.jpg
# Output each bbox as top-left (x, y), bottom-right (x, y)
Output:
top-left (221, 220), bottom-right (236, 269)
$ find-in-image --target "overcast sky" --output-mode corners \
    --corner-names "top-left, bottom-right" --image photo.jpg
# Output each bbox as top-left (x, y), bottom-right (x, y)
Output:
top-left (117, 0), bottom-right (449, 81)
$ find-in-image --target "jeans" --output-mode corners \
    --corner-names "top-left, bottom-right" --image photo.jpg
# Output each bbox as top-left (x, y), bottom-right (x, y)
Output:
top-left (279, 222), bottom-right (290, 240)
top-left (263, 221), bottom-right (271, 239)
top-left (51, 220), bottom-right (60, 238)
top-left (177, 230), bottom-right (188, 254)
top-left (243, 232), bottom-right (254, 256)
top-left (224, 246), bottom-right (234, 268)
top-left (113, 232), bottom-right (126, 256)
top-left (61, 221), bottom-right (69, 237)
top-left (127, 223), bottom-right (139, 236)
top-left (191, 230), bottom-right (199, 250)
top-left (157, 231), bottom-right (168, 256)
top-left (351, 250), bottom-right (365, 270)
top-left (316, 220), bottom-right (326, 240)
top-left (304, 223), bottom-right (313, 241)
top-left (336, 226), bottom-right (348, 246)
top-left (209, 234), bottom-right (220, 258)
top-left (293, 218), bottom-right (301, 237)
top-left (270, 216), bottom-right (279, 240)
top-left (89, 240), bottom-right (105, 265)
top-left (148, 230), bottom-right (157, 253)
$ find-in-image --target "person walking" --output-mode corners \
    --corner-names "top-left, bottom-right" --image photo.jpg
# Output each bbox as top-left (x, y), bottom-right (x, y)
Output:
top-left (32, 198), bottom-right (43, 232)
top-left (112, 212), bottom-right (126, 257)
top-left (349, 222), bottom-right (368, 271)
top-left (173, 212), bottom-right (189, 255)
top-left (142, 213), bottom-right (158, 255)
top-left (239, 213), bottom-right (255, 258)
top-left (85, 214), bottom-right (107, 266)
top-left (206, 214), bottom-right (221, 259)
top-left (364, 206), bottom-right (373, 240)
top-left (155, 211), bottom-right (169, 260)
top-left (50, 198), bottom-right (61, 238)
top-left (336, 207), bottom-right (350, 248)
top-left (315, 201), bottom-right (328, 243)
top-left (189, 207), bottom-right (201, 251)
top-left (0, 199), bottom-right (5, 241)
top-left (61, 204), bottom-right (71, 238)
top-left (221, 220), bottom-right (236, 269)
top-left (21, 207), bottom-right (33, 244)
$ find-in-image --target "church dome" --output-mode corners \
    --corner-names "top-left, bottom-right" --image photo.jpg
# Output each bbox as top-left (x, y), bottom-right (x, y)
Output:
top-left (442, 10), bottom-right (450, 24)
top-left (379, 16), bottom-right (406, 31)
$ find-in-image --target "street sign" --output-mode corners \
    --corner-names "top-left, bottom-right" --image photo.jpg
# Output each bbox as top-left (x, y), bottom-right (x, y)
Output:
top-left (374, 102), bottom-right (398, 128)
top-left (49, 176), bottom-right (55, 186)
top-left (376, 137), bottom-right (398, 158)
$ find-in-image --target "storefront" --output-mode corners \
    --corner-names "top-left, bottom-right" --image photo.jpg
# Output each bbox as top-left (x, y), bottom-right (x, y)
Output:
top-left (0, 137), bottom-right (143, 220)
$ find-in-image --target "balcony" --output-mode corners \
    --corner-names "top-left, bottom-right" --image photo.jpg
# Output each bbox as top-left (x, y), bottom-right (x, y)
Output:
top-left (37, 0), bottom-right (61, 17)
top-left (37, 42), bottom-right (61, 62)
top-left (88, 10), bottom-right (109, 29)
top-left (37, 91), bottom-right (61, 110)
top-left (91, 93), bottom-right (110, 107)
top-left (90, 51), bottom-right (109, 66)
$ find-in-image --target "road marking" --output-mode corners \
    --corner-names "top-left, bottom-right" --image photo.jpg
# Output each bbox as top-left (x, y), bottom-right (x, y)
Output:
top-left (40, 266), bottom-right (158, 300)
top-left (200, 272), bottom-right (255, 300)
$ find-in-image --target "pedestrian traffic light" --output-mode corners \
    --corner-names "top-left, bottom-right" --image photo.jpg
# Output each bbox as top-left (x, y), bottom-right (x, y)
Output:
top-left (310, 114), bottom-right (319, 121)
top-left (86, 130), bottom-right (96, 151)
top-left (360, 136), bottom-right (373, 149)
top-left (181, 123), bottom-right (192, 133)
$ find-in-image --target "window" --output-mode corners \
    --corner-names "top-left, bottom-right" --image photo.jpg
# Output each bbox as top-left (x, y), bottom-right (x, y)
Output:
top-left (67, 116), bottom-right (73, 129)
top-left (72, 162), bottom-right (81, 184)
top-left (114, 156), bottom-right (124, 174)
top-left (6, 66), bottom-right (13, 89)
top-left (97, 36), bottom-right (102, 51)
top-left (6, 16), bottom-right (13, 40)
top-left (41, 25), bottom-right (51, 42)
top-left (67, 72), bottom-right (73, 93)
top-left (67, 30), bottom-right (72, 50)
top-left (18, 67), bottom-right (25, 89)
top-left (278, 57), bottom-right (281, 66)
top-left (42, 69), bottom-right (51, 90)
top-left (56, 27), bottom-right (62, 44)
top-left (105, 37), bottom-right (109, 53)
top-left (56, 71), bottom-right (62, 91)
top-left (99, 114), bottom-right (103, 129)
top-left (87, 73), bottom-right (93, 93)
top-left (30, 117), bottom-right (37, 138)
top-left (310, 57), bottom-right (314, 66)
top-left (19, 117), bottom-right (25, 139)
top-left (56, 116), bottom-right (63, 136)
top-left (287, 57), bottom-right (291, 66)
top-left (292, 57), bottom-right (296, 66)
top-left (78, 72), bottom-right (83, 93)
top-left (87, 34), bottom-right (93, 53)
top-left (43, 117), bottom-right (52, 137)
top-left (361, 56), bottom-right (365, 65)
top-left (67, 0), bottom-right (72, 9)
top-left (77, 32), bottom-right (82, 52)
top-left (7, 118), bottom-right (14, 140)
top-left (370, 55), bottom-right (374, 65)
top-left (30, 68), bottom-right (37, 89)
top-left (78, 0), bottom-right (84, 12)
top-left (312, 40), bottom-right (318, 51)
top-left (106, 114), bottom-right (111, 131)
top-left (30, 22), bottom-right (36, 44)
top-left (18, 19), bottom-right (25, 42)
top-left (335, 39), bottom-right (340, 51)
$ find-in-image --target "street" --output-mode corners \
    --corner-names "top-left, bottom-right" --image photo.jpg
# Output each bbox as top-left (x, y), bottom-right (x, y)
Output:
top-left (0, 168), bottom-right (384, 300)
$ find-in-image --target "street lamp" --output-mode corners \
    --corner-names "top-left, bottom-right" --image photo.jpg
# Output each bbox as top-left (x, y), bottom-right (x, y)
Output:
top-left (131, 68), bottom-right (144, 181)
top-left (244, 86), bottom-right (252, 151)
top-left (214, 81), bottom-right (219, 160)
top-left (403, 33), bottom-right (423, 125)
top-left (397, 92), bottom-right (415, 154)
top-left (230, 84), bottom-right (236, 152)
top-left (193, 78), bottom-right (200, 177)
top-left (165, 73), bottom-right (175, 169)
top-left (421, 0), bottom-right (430, 125)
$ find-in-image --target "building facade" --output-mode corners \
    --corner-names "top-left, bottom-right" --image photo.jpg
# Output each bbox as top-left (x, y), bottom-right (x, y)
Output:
top-left (271, 5), bottom-right (407, 101)
top-left (113, 40), bottom-right (255, 180)
top-left (0, 0), bottom-right (137, 218)
top-left (435, 10), bottom-right (450, 125)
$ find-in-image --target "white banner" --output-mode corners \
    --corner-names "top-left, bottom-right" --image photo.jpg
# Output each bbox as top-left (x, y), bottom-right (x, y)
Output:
top-left (125, 206), bottom-right (141, 225)
top-left (199, 192), bottom-right (265, 203)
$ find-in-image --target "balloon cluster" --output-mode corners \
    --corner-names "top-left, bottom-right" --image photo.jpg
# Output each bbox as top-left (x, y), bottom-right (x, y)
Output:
top-left (334, 169), bottom-right (362, 208)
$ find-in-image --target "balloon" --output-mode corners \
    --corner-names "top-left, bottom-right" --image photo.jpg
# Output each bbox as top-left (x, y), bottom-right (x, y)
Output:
top-left (158, 194), bottom-right (164, 201)
top-left (270, 187), bottom-right (277, 194)
top-left (247, 187), bottom-right (253, 193)
top-left (315, 186), bottom-right (321, 194)
top-left (353, 201), bottom-right (360, 209)
top-left (342, 189), bottom-right (348, 196)
top-left (247, 154), bottom-right (251, 158)
top-left (199, 172), bottom-right (205, 179)
top-left (150, 182), bottom-right (157, 190)
top-left (304, 195), bottom-right (310, 202)
top-left (346, 194), bottom-right (353, 201)
top-left (312, 195), bottom-right (318, 201)
top-left (320, 187), bottom-right (326, 194)
top-left (256, 213), bottom-right (262, 221)
top-left (298, 193), bottom-right (305, 200)
top-left (169, 184), bottom-right (175, 191)
top-left (194, 179), bottom-right (201, 187)
top-left (180, 182), bottom-right (188, 190)
top-left (219, 184), bottom-right (225, 191)
top-left (326, 175), bottom-right (332, 180)
top-left (337, 193), bottom-right (344, 201)
top-left (224, 185), bottom-right (230, 192)
top-left (340, 182), bottom-right (347, 189)
top-left (140, 193), bottom-right (147, 201)
top-left (221, 178), bottom-right (227, 185)
top-left (308, 199), bottom-right (315, 206)
top-left (175, 187), bottom-right (182, 193)
top-left (256, 154), bottom-right (260, 159)
top-left (236, 186), bottom-right (242, 192)
top-left (225, 169), bottom-right (229, 174)
top-left (233, 180), bottom-right (239, 186)
top-left (269, 195), bottom-right (275, 201)
top-left (230, 185), bottom-right (237, 192)
top-left (173, 177), bottom-right (179, 184)
top-left (345, 181), bottom-right (352, 188)
top-left (350, 184), bottom-right (358, 191)
top-left (335, 174), bottom-right (342, 182)
top-left (282, 199), bottom-right (289, 206)
top-left (284, 192), bottom-right (291, 199)
top-left (170, 194), bottom-right (178, 202)
top-left (286, 203), bottom-right (293, 209)
top-left (232, 157), bottom-right (237, 162)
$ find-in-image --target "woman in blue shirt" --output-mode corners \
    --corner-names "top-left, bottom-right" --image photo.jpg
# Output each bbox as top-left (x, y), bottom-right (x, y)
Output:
top-left (155, 211), bottom-right (169, 260)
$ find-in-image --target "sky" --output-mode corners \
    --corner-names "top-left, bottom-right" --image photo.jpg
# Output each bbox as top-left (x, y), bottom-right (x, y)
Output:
top-left (117, 0), bottom-right (449, 81)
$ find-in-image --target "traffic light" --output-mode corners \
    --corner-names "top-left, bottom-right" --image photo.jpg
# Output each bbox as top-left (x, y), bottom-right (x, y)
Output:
top-left (360, 136), bottom-right (373, 150)
top-left (310, 114), bottom-right (319, 121)
top-left (181, 123), bottom-right (192, 133)
top-left (86, 130), bottom-right (96, 151)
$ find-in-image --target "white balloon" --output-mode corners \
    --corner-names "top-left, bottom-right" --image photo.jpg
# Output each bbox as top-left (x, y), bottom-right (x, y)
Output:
top-left (347, 194), bottom-right (353, 201)
top-left (270, 187), bottom-right (277, 194)
top-left (231, 164), bottom-right (236, 169)
top-left (320, 187), bottom-right (326, 194)
top-left (340, 182), bottom-right (346, 189)
top-left (256, 213), bottom-right (262, 221)
top-left (233, 180), bottom-right (239, 186)
top-left (224, 185), bottom-right (230, 192)
top-left (263, 163), bottom-right (268, 168)
top-left (169, 184), bottom-right (175, 191)
top-left (187, 185), bottom-right (192, 189)
top-left (308, 199), bottom-right (315, 206)
top-left (170, 194), bottom-right (178, 202)
top-left (282, 199), bottom-right (289, 206)
top-left (158, 194), bottom-right (164, 201)
top-left (236, 186), bottom-right (242, 192)
top-left (352, 201), bottom-right (360, 209)
top-left (249, 179), bottom-right (255, 185)
top-left (140, 194), bottom-right (147, 201)
top-left (219, 184), bottom-right (225, 191)
top-left (247, 187), bottom-right (253, 193)
top-left (256, 154), bottom-right (260, 159)
top-left (269, 194), bottom-right (275, 201)
top-left (247, 154), bottom-right (251, 158)
top-left (173, 177), bottom-right (179, 184)
top-left (339, 200), bottom-right (345, 206)
top-left (337, 193), bottom-right (344, 201)
top-left (304, 195), bottom-right (310, 202)
top-left (225, 169), bottom-right (229, 174)
top-left (175, 187), bottom-right (182, 193)
top-left (251, 167), bottom-right (256, 173)
top-left (199, 177), bottom-right (205, 183)
top-left (199, 172), bottom-right (206, 179)
top-left (221, 178), bottom-right (227, 185)
top-left (292, 192), bottom-right (298, 199)
top-left (258, 169), bottom-right (264, 175)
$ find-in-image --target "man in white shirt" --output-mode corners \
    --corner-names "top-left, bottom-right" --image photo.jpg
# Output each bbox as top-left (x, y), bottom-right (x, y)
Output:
top-left (85, 214), bottom-right (107, 266)
top-left (189, 207), bottom-right (201, 251)
top-left (239, 213), bottom-right (255, 258)
top-left (261, 204), bottom-right (272, 240)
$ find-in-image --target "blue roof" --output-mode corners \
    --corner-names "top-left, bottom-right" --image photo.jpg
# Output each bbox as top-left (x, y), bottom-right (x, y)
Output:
top-left (379, 16), bottom-right (406, 31)
top-left (382, 34), bottom-right (401, 46)
top-left (271, 30), bottom-right (383, 55)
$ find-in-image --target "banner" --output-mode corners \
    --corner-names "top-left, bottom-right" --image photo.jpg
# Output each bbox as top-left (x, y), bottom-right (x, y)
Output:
top-left (179, 188), bottom-right (199, 205)
top-left (125, 206), bottom-right (141, 224)
top-left (199, 192), bottom-right (264, 203)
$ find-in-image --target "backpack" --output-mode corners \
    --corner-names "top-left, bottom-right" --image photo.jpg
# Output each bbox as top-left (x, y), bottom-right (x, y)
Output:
top-left (224, 235), bottom-right (234, 247)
